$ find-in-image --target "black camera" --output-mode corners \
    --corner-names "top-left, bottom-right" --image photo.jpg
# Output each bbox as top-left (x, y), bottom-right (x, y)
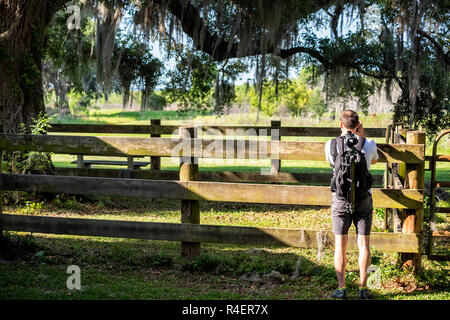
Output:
top-left (344, 131), bottom-right (358, 151)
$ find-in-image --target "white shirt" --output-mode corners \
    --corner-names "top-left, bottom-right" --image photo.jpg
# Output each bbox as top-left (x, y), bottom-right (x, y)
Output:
top-left (325, 135), bottom-right (379, 171)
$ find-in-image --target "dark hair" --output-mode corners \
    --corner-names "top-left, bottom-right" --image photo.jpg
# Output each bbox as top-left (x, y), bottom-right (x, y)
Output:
top-left (341, 110), bottom-right (359, 129)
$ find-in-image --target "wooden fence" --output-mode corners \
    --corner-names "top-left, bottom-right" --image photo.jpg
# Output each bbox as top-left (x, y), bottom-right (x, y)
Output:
top-left (49, 121), bottom-right (390, 185)
top-left (0, 126), bottom-right (426, 263)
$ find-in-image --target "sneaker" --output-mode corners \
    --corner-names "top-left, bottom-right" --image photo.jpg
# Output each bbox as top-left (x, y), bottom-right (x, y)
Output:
top-left (331, 288), bottom-right (347, 299)
top-left (358, 287), bottom-right (371, 299)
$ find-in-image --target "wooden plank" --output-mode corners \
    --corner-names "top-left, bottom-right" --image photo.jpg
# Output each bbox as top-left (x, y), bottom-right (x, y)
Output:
top-left (49, 123), bottom-right (387, 137)
top-left (48, 123), bottom-right (177, 135)
top-left (392, 209), bottom-right (403, 233)
top-left (0, 174), bottom-right (189, 200)
top-left (189, 126), bottom-right (387, 137)
top-left (55, 167), bottom-right (181, 180)
top-left (425, 155), bottom-right (450, 162)
top-left (435, 181), bottom-right (450, 188)
top-left (186, 181), bottom-right (423, 209)
top-left (435, 207), bottom-right (450, 214)
top-left (0, 134), bottom-right (425, 163)
top-left (53, 167), bottom-right (384, 185)
top-left (0, 174), bottom-right (421, 208)
top-left (393, 170), bottom-right (404, 189)
top-left (70, 160), bottom-right (150, 167)
top-left (394, 132), bottom-right (406, 144)
top-left (0, 214), bottom-right (420, 253)
top-left (279, 127), bottom-right (386, 138)
top-left (0, 134), bottom-right (179, 157)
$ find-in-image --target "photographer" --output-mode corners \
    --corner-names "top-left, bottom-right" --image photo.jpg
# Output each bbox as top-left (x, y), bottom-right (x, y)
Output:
top-left (325, 110), bottom-right (379, 299)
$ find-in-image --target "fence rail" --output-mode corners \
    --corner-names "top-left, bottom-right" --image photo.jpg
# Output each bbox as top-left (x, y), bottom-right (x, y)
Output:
top-left (48, 123), bottom-right (388, 137)
top-left (0, 214), bottom-right (420, 253)
top-left (54, 167), bottom-right (385, 185)
top-left (0, 134), bottom-right (425, 163)
top-left (0, 173), bottom-right (423, 208)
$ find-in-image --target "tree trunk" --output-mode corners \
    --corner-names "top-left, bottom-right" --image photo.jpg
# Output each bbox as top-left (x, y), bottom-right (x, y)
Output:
top-left (0, 0), bottom-right (67, 133)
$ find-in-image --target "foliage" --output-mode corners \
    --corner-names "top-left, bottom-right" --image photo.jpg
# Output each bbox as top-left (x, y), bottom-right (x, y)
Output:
top-left (235, 71), bottom-right (328, 118)
top-left (44, 2), bottom-right (98, 114)
top-left (281, 79), bottom-right (312, 117)
top-left (248, 79), bottom-right (282, 117)
top-left (374, 208), bottom-right (385, 220)
top-left (146, 92), bottom-right (167, 111)
top-left (213, 59), bottom-right (248, 114)
top-left (6, 112), bottom-right (55, 175)
top-left (309, 89), bottom-right (328, 120)
top-left (163, 46), bottom-right (218, 112)
top-left (20, 201), bottom-right (44, 215)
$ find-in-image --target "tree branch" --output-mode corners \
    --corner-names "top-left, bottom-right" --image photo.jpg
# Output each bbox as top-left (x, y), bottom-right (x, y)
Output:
top-left (154, 0), bottom-right (332, 65)
top-left (417, 29), bottom-right (450, 66)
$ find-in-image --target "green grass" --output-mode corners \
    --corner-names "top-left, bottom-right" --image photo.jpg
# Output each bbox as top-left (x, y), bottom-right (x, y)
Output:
top-left (1, 194), bottom-right (449, 300)
top-left (2, 109), bottom-right (448, 300)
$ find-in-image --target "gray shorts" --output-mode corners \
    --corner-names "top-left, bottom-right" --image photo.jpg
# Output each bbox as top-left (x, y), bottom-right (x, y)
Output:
top-left (331, 193), bottom-right (373, 235)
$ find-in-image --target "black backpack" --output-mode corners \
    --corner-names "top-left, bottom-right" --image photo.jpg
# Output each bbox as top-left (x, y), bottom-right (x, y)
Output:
top-left (330, 136), bottom-right (374, 202)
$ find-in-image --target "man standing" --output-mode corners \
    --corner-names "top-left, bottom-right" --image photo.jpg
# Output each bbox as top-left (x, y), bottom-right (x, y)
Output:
top-left (325, 110), bottom-right (379, 299)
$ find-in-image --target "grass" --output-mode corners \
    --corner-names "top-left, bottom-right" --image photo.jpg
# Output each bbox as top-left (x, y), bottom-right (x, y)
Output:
top-left (1, 195), bottom-right (449, 300)
top-left (1, 109), bottom-right (449, 300)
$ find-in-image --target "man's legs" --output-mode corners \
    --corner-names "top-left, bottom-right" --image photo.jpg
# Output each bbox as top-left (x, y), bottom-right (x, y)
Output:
top-left (334, 234), bottom-right (348, 289)
top-left (357, 234), bottom-right (371, 287)
top-left (331, 194), bottom-right (351, 298)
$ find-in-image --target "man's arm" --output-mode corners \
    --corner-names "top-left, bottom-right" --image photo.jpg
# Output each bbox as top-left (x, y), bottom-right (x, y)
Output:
top-left (358, 123), bottom-right (378, 164)
top-left (325, 140), bottom-right (333, 164)
top-left (370, 140), bottom-right (379, 165)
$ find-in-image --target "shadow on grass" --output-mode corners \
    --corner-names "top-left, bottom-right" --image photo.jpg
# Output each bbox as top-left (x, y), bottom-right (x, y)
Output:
top-left (0, 231), bottom-right (340, 299)
top-left (2, 232), bottom-right (445, 300)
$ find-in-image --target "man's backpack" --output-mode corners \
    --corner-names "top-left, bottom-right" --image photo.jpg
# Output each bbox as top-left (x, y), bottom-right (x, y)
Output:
top-left (330, 135), bottom-right (374, 202)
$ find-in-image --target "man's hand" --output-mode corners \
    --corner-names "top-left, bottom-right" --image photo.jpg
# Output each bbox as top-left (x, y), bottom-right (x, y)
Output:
top-left (356, 122), bottom-right (366, 138)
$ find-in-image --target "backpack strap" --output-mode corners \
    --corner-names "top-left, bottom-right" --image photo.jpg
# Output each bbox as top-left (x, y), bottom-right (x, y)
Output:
top-left (330, 138), bottom-right (337, 166)
top-left (356, 137), bottom-right (366, 152)
top-left (330, 136), bottom-right (345, 167)
top-left (337, 136), bottom-right (345, 155)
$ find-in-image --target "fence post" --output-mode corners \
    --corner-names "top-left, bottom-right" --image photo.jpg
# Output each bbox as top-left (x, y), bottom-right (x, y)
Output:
top-left (127, 156), bottom-right (134, 170)
top-left (179, 126), bottom-right (200, 259)
top-left (76, 154), bottom-right (85, 168)
top-left (384, 124), bottom-right (392, 230)
top-left (400, 130), bottom-right (425, 272)
top-left (271, 120), bottom-right (281, 174)
top-left (150, 119), bottom-right (161, 171)
top-left (397, 128), bottom-right (409, 182)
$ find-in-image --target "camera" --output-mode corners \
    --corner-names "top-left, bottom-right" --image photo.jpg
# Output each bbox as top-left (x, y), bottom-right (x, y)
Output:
top-left (344, 131), bottom-right (358, 151)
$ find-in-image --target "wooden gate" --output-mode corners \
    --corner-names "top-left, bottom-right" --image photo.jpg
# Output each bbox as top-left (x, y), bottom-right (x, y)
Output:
top-left (427, 129), bottom-right (450, 261)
